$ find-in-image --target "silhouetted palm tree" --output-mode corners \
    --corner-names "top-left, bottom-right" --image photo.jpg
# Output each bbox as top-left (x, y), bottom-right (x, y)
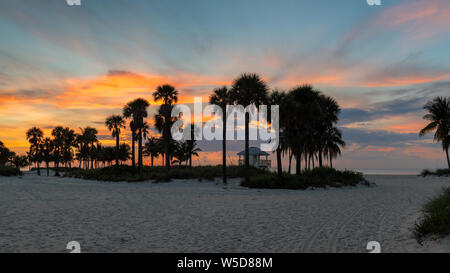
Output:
top-left (144, 137), bottom-right (160, 167)
top-left (41, 137), bottom-right (54, 176)
top-left (52, 126), bottom-right (65, 176)
top-left (209, 86), bottom-right (231, 183)
top-left (0, 141), bottom-right (13, 167)
top-left (129, 120), bottom-right (137, 167)
top-left (324, 127), bottom-right (345, 168)
top-left (268, 90), bottom-right (286, 177)
top-left (230, 73), bottom-right (268, 182)
top-left (10, 154), bottom-right (28, 169)
top-left (124, 99), bottom-right (150, 175)
top-left (62, 127), bottom-right (76, 168)
top-left (419, 97), bottom-right (450, 168)
top-left (105, 115), bottom-right (126, 167)
top-left (26, 127), bottom-right (43, 175)
top-left (153, 84), bottom-right (178, 178)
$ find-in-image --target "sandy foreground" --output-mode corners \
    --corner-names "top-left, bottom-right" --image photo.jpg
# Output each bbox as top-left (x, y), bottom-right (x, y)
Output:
top-left (0, 173), bottom-right (449, 253)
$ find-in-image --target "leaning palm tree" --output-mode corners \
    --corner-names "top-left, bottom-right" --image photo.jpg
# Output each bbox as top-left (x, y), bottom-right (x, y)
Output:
top-left (153, 84), bottom-right (179, 178)
top-left (209, 86), bottom-right (231, 183)
top-left (26, 127), bottom-right (44, 175)
top-left (230, 73), bottom-right (268, 182)
top-left (105, 115), bottom-right (126, 167)
top-left (419, 97), bottom-right (450, 168)
top-left (123, 98), bottom-right (150, 175)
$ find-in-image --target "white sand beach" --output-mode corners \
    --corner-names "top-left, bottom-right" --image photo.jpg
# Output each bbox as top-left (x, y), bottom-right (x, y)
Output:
top-left (0, 173), bottom-right (449, 253)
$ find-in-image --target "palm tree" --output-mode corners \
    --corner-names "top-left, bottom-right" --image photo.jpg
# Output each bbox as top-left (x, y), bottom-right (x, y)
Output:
top-left (129, 120), bottom-right (137, 167)
top-left (419, 97), bottom-right (450, 168)
top-left (153, 84), bottom-right (179, 178)
top-left (52, 126), bottom-right (65, 176)
top-left (0, 141), bottom-right (12, 167)
top-left (268, 90), bottom-right (286, 177)
top-left (26, 127), bottom-right (44, 175)
top-left (62, 127), bottom-right (76, 168)
top-left (41, 137), bottom-right (54, 176)
top-left (210, 86), bottom-right (232, 183)
top-left (324, 127), bottom-right (345, 168)
top-left (123, 99), bottom-right (150, 175)
top-left (10, 154), bottom-right (28, 169)
top-left (105, 115), bottom-right (126, 167)
top-left (144, 137), bottom-right (160, 167)
top-left (230, 73), bottom-right (268, 182)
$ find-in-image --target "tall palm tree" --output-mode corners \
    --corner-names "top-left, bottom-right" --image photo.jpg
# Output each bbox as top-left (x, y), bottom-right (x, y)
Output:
top-left (105, 115), bottom-right (126, 167)
top-left (419, 97), bottom-right (450, 168)
top-left (153, 84), bottom-right (178, 178)
top-left (209, 86), bottom-right (231, 183)
top-left (26, 127), bottom-right (44, 175)
top-left (230, 73), bottom-right (268, 183)
top-left (123, 98), bottom-right (150, 175)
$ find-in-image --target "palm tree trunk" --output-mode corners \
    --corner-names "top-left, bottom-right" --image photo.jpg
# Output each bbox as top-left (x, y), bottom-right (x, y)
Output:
top-left (330, 156), bottom-right (333, 169)
top-left (222, 111), bottom-right (227, 184)
top-left (37, 161), bottom-right (40, 176)
top-left (295, 151), bottom-right (301, 175)
top-left (138, 128), bottom-right (143, 176)
top-left (164, 114), bottom-right (170, 178)
top-left (115, 130), bottom-right (119, 167)
top-left (131, 131), bottom-right (135, 168)
top-left (276, 146), bottom-right (282, 177)
top-left (244, 112), bottom-right (250, 183)
top-left (151, 155), bottom-right (154, 167)
top-left (288, 151), bottom-right (293, 174)
top-left (318, 149), bottom-right (323, 167)
top-left (46, 162), bottom-right (49, 176)
top-left (446, 146), bottom-right (450, 169)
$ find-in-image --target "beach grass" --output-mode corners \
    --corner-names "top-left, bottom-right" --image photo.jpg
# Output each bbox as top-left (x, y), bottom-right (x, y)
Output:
top-left (240, 167), bottom-right (371, 189)
top-left (0, 166), bottom-right (22, 176)
top-left (414, 187), bottom-right (450, 241)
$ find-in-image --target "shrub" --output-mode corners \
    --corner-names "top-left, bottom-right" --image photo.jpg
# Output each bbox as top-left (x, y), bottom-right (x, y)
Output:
top-left (241, 167), bottom-right (370, 190)
top-left (62, 165), bottom-right (263, 182)
top-left (0, 166), bottom-right (22, 176)
top-left (414, 188), bottom-right (450, 241)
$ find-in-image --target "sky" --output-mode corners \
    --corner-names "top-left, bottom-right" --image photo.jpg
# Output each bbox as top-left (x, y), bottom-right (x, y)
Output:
top-left (1, 0), bottom-right (450, 172)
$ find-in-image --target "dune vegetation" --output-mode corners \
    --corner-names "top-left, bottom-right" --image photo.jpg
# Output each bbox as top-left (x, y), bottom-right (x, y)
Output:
top-left (414, 188), bottom-right (450, 242)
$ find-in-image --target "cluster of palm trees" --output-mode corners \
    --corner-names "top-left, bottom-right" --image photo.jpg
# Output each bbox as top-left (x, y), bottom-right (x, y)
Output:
top-left (210, 73), bottom-right (346, 183)
top-left (24, 126), bottom-right (129, 176)
top-left (419, 96), bottom-right (450, 168)
top-left (19, 72), bottom-right (348, 180)
top-left (105, 84), bottom-right (200, 177)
